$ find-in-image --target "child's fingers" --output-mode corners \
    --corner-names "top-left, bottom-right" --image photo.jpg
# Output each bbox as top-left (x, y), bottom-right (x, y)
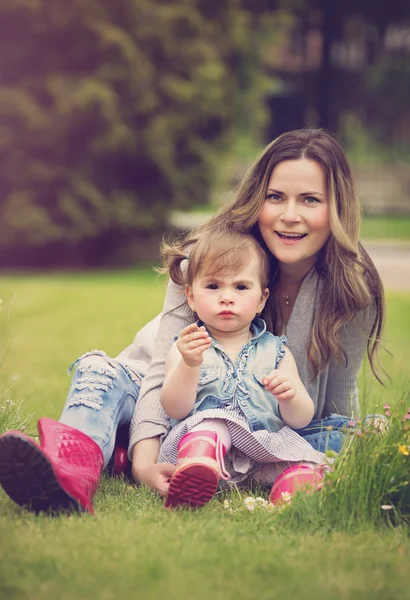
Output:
top-left (179, 326), bottom-right (210, 343)
top-left (262, 372), bottom-right (283, 388)
top-left (190, 340), bottom-right (213, 354)
top-left (178, 338), bottom-right (212, 356)
top-left (179, 324), bottom-right (208, 338)
top-left (276, 389), bottom-right (296, 402)
top-left (265, 379), bottom-right (290, 394)
top-left (179, 323), bottom-right (199, 336)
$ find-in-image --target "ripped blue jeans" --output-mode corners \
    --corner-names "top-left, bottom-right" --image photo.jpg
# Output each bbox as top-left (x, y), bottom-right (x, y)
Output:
top-left (59, 351), bottom-right (142, 468)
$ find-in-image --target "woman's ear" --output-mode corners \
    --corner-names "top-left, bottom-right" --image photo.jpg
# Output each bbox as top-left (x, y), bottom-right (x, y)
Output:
top-left (185, 285), bottom-right (195, 312)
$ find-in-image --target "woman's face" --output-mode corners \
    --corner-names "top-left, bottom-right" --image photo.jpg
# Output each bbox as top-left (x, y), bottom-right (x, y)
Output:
top-left (258, 159), bottom-right (331, 276)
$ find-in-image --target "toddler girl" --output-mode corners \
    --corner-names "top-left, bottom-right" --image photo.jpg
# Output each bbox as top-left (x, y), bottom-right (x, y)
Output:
top-left (159, 225), bottom-right (329, 508)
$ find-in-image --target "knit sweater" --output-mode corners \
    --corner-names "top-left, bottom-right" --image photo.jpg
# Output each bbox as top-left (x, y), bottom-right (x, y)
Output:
top-left (125, 268), bottom-right (375, 458)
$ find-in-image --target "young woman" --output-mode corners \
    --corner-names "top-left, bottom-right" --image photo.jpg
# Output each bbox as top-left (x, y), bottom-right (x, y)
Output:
top-left (0, 129), bottom-right (384, 514)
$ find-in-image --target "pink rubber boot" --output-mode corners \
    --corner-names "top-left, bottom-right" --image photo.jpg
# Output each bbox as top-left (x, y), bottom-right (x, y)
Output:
top-left (110, 446), bottom-right (131, 477)
top-left (165, 430), bottom-right (230, 509)
top-left (269, 463), bottom-right (327, 505)
top-left (0, 417), bottom-right (104, 514)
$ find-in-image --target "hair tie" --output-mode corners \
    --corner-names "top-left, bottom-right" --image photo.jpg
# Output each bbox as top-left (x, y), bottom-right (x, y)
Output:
top-left (185, 254), bottom-right (189, 261)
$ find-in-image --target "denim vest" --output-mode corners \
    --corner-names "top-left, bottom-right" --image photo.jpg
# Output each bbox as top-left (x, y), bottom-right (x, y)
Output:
top-left (172, 318), bottom-right (286, 433)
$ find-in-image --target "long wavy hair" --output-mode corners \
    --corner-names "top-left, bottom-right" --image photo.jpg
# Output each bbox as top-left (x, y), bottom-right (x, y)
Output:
top-left (161, 128), bottom-right (385, 381)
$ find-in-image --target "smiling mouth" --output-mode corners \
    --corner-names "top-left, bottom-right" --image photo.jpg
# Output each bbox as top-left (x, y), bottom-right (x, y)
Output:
top-left (276, 232), bottom-right (307, 240)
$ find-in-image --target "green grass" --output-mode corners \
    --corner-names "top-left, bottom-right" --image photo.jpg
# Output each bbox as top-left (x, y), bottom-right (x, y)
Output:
top-left (0, 270), bottom-right (410, 600)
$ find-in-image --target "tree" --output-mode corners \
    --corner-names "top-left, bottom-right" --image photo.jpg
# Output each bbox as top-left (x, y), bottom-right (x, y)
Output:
top-left (0, 0), bottom-right (270, 265)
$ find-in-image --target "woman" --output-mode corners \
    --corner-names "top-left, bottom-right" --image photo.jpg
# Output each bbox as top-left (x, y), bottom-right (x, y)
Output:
top-left (0, 129), bottom-right (384, 514)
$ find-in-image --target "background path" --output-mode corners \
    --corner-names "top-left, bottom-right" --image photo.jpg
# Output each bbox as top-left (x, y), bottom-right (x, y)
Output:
top-left (364, 241), bottom-right (410, 292)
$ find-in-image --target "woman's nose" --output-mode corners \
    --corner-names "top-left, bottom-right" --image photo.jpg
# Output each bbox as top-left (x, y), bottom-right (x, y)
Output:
top-left (280, 200), bottom-right (302, 222)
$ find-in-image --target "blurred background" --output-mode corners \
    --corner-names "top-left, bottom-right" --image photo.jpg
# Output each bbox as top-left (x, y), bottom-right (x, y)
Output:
top-left (0, 0), bottom-right (409, 269)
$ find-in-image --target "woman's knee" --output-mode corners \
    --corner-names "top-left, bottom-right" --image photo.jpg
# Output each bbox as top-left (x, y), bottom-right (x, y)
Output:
top-left (65, 351), bottom-right (135, 412)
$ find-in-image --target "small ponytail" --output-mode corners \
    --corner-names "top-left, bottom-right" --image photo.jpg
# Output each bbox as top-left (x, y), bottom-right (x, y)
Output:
top-left (157, 233), bottom-right (198, 286)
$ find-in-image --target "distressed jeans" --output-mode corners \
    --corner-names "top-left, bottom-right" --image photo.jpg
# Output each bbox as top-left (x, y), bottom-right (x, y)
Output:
top-left (59, 351), bottom-right (142, 468)
top-left (295, 413), bottom-right (387, 454)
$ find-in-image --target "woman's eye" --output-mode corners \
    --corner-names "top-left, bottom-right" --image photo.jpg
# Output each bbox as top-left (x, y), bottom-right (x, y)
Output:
top-left (266, 193), bottom-right (282, 202)
top-left (303, 196), bottom-right (320, 205)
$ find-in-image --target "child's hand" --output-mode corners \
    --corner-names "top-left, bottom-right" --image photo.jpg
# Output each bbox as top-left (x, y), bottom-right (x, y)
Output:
top-left (262, 370), bottom-right (296, 402)
top-left (177, 323), bottom-right (212, 367)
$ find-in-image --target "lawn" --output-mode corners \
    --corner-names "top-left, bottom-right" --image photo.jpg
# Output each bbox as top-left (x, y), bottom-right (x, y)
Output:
top-left (0, 270), bottom-right (409, 600)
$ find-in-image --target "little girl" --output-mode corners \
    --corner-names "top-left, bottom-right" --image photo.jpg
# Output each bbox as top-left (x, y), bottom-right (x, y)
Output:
top-left (159, 225), bottom-right (329, 509)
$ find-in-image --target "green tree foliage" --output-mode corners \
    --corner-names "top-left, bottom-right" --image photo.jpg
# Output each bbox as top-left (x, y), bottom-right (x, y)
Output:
top-left (0, 0), bottom-right (270, 263)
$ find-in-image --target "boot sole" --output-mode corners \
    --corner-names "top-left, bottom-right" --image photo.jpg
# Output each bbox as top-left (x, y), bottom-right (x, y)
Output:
top-left (165, 464), bottom-right (220, 509)
top-left (0, 433), bottom-right (83, 514)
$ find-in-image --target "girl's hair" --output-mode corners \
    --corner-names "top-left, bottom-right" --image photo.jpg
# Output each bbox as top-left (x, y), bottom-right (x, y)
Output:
top-left (162, 224), bottom-right (270, 291)
top-left (162, 128), bottom-right (385, 381)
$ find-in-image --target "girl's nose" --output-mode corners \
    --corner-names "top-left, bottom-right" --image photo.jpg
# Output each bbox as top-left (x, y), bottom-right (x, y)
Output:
top-left (220, 292), bottom-right (233, 303)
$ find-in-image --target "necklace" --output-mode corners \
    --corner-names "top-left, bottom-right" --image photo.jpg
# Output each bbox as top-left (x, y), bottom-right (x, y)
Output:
top-left (280, 292), bottom-right (291, 306)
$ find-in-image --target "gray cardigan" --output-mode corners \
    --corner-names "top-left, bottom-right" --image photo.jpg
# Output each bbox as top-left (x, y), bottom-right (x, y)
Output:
top-left (124, 268), bottom-right (375, 458)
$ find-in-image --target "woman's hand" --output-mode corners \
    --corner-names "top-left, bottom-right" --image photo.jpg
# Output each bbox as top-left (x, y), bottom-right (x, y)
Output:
top-left (176, 323), bottom-right (212, 367)
top-left (131, 437), bottom-right (175, 496)
top-left (263, 370), bottom-right (296, 402)
top-left (133, 462), bottom-right (176, 496)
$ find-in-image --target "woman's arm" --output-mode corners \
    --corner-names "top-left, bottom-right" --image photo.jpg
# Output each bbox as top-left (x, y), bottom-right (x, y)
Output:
top-left (128, 273), bottom-right (194, 473)
top-left (131, 438), bottom-right (175, 496)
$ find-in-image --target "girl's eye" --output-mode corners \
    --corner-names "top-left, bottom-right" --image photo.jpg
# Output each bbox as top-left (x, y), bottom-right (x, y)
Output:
top-left (236, 284), bottom-right (248, 291)
top-left (206, 284), bottom-right (219, 290)
top-left (266, 193), bottom-right (282, 202)
top-left (303, 196), bottom-right (320, 205)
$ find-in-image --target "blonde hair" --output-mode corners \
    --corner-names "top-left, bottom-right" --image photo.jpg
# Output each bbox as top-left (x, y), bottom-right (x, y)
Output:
top-left (161, 224), bottom-right (270, 292)
top-left (162, 129), bottom-right (385, 381)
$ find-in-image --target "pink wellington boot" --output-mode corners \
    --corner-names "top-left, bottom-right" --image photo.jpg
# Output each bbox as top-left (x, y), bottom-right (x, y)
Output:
top-left (109, 425), bottom-right (132, 477)
top-left (165, 430), bottom-right (230, 509)
top-left (269, 463), bottom-right (329, 505)
top-left (110, 446), bottom-right (131, 477)
top-left (0, 418), bottom-right (104, 514)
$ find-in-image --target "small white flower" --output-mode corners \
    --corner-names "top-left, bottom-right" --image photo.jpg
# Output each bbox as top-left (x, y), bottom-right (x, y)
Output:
top-left (5, 399), bottom-right (14, 407)
top-left (223, 499), bottom-right (231, 509)
top-left (280, 491), bottom-right (292, 503)
top-left (381, 504), bottom-right (393, 511)
top-left (244, 496), bottom-right (256, 511)
top-left (255, 496), bottom-right (268, 507)
top-left (266, 503), bottom-right (275, 511)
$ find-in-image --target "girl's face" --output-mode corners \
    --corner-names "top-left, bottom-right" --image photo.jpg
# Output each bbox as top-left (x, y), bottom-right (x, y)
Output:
top-left (258, 159), bottom-right (331, 277)
top-left (186, 249), bottom-right (269, 337)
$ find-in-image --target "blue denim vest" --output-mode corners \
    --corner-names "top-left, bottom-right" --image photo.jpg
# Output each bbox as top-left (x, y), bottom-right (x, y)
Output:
top-left (172, 318), bottom-right (287, 433)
